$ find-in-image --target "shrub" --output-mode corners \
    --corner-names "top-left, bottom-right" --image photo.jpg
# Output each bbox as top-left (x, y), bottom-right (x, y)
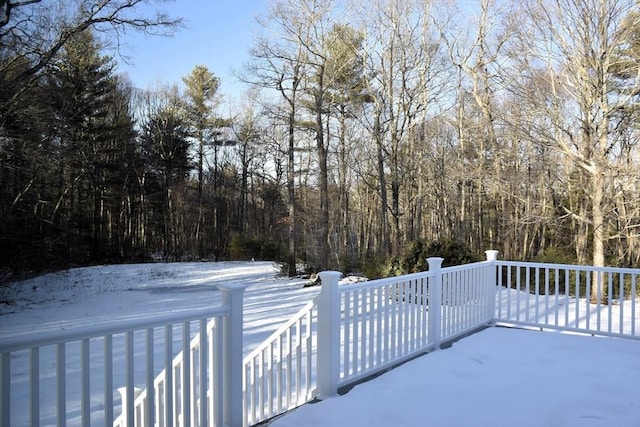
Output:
top-left (385, 239), bottom-right (480, 276)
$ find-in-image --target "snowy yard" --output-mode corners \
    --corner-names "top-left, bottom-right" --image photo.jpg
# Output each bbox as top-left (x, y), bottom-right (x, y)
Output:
top-left (1, 261), bottom-right (639, 427)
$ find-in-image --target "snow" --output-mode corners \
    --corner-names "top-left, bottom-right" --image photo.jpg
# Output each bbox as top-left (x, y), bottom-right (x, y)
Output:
top-left (271, 327), bottom-right (640, 427)
top-left (1, 262), bottom-right (639, 427)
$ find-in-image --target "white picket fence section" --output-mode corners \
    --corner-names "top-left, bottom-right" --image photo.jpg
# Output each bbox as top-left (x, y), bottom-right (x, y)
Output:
top-left (2, 252), bottom-right (638, 427)
top-left (495, 261), bottom-right (639, 337)
top-left (0, 284), bottom-right (246, 427)
top-left (243, 257), bottom-right (499, 425)
top-left (242, 300), bottom-right (318, 426)
top-left (111, 317), bottom-right (219, 427)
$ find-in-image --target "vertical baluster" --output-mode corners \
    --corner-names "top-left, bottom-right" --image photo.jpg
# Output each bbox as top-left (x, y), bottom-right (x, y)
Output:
top-left (198, 319), bottom-right (207, 427)
top-left (464, 269), bottom-right (470, 329)
top-left (344, 292), bottom-right (351, 378)
top-left (145, 327), bottom-right (155, 427)
top-left (125, 331), bottom-right (135, 427)
top-left (276, 333), bottom-right (283, 413)
top-left (164, 325), bottom-right (173, 427)
top-left (296, 318), bottom-right (303, 403)
top-left (420, 279), bottom-right (428, 348)
top-left (352, 290), bottom-right (360, 373)
top-left (368, 287), bottom-right (375, 368)
top-left (399, 282), bottom-right (406, 353)
top-left (267, 342), bottom-right (273, 417)
top-left (497, 264), bottom-right (503, 319)
top-left (462, 270), bottom-right (468, 329)
top-left (30, 347), bottom-right (39, 427)
top-left (56, 343), bottom-right (66, 427)
top-left (245, 360), bottom-right (253, 426)
top-left (383, 284), bottom-right (391, 363)
top-left (544, 268), bottom-right (550, 326)
top-left (410, 279), bottom-right (417, 351)
top-left (585, 271), bottom-right (591, 329)
top-left (564, 269), bottom-right (570, 328)
top-left (416, 278), bottom-right (422, 345)
top-left (391, 284), bottom-right (398, 359)
top-left (181, 321), bottom-right (191, 427)
top-left (506, 266), bottom-right (513, 319)
top-left (104, 336), bottom-right (112, 427)
top-left (451, 272), bottom-right (457, 335)
top-left (577, 270), bottom-right (583, 330)
top-left (527, 267), bottom-right (533, 323)
top-left (527, 267), bottom-right (540, 323)
top-left (286, 326), bottom-right (293, 408)
top-left (554, 269), bottom-right (560, 327)
top-left (470, 268), bottom-right (477, 326)
top-left (81, 338), bottom-right (90, 427)
top-left (458, 270), bottom-right (464, 332)
top-left (515, 266), bottom-right (521, 322)
top-left (631, 275), bottom-right (637, 335)
top-left (258, 350), bottom-right (265, 420)
top-left (360, 289), bottom-right (367, 368)
top-left (305, 308), bottom-right (313, 398)
top-left (191, 345), bottom-right (197, 427)
top-left (607, 272), bottom-right (613, 333)
top-left (1, 351), bottom-right (9, 427)
top-left (595, 270), bottom-right (602, 331)
top-left (446, 272), bottom-right (452, 336)
top-left (618, 273), bottom-right (624, 335)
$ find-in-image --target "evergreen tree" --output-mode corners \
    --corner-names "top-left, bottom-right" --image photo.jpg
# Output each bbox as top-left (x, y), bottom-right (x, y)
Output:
top-left (181, 65), bottom-right (222, 258)
top-left (141, 100), bottom-right (191, 260)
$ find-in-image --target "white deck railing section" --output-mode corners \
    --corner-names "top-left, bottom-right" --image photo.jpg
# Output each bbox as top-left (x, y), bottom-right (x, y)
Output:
top-left (242, 300), bottom-right (318, 426)
top-left (0, 284), bottom-right (246, 427)
top-left (495, 261), bottom-right (639, 337)
top-left (1, 252), bottom-right (638, 427)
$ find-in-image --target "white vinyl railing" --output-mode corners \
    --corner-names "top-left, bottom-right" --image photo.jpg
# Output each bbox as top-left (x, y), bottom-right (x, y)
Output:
top-left (239, 257), bottom-right (497, 426)
top-left (495, 261), bottom-right (639, 338)
top-left (2, 253), bottom-right (638, 427)
top-left (242, 300), bottom-right (318, 426)
top-left (330, 257), bottom-right (496, 392)
top-left (112, 317), bottom-right (219, 427)
top-left (0, 284), bottom-right (245, 427)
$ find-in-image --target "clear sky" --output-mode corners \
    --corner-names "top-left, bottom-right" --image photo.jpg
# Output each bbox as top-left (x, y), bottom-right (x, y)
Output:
top-left (116, 0), bottom-right (271, 101)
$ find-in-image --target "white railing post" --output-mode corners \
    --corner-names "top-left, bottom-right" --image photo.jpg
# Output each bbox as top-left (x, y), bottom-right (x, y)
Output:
top-left (219, 284), bottom-right (247, 427)
top-left (317, 271), bottom-right (342, 399)
top-left (485, 250), bottom-right (499, 323)
top-left (427, 258), bottom-right (444, 350)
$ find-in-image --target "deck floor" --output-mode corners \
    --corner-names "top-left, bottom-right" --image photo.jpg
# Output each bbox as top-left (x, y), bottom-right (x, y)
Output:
top-left (270, 327), bottom-right (640, 427)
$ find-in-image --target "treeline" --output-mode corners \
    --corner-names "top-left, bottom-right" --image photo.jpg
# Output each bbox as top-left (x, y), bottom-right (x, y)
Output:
top-left (1, 0), bottom-right (639, 280)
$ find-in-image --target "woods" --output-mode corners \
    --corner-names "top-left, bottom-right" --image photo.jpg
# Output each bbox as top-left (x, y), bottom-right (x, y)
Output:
top-left (1, 0), bottom-right (638, 279)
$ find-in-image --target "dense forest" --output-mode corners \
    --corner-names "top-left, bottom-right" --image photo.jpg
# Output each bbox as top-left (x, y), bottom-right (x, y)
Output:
top-left (1, 0), bottom-right (638, 280)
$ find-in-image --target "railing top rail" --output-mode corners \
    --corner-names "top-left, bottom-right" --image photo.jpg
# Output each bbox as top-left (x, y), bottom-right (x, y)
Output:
top-left (339, 260), bottom-right (495, 294)
top-left (0, 305), bottom-right (228, 353)
top-left (496, 260), bottom-right (640, 275)
top-left (339, 270), bottom-right (435, 293)
top-left (440, 260), bottom-right (494, 274)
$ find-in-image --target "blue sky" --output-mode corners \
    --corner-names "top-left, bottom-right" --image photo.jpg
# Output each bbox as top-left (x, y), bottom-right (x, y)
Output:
top-left (116, 0), bottom-right (270, 100)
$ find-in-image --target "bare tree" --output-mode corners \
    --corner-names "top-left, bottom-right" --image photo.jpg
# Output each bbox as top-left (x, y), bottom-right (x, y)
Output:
top-left (357, 0), bottom-right (448, 255)
top-left (513, 0), bottom-right (639, 296)
top-left (0, 0), bottom-right (180, 119)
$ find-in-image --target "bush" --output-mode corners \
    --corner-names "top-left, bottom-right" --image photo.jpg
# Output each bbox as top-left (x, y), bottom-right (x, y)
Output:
top-left (360, 254), bottom-right (388, 279)
top-left (385, 239), bottom-right (480, 276)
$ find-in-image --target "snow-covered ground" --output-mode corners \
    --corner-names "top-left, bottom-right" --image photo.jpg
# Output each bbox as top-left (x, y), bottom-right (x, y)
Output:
top-left (272, 327), bottom-right (640, 427)
top-left (1, 262), bottom-right (639, 427)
